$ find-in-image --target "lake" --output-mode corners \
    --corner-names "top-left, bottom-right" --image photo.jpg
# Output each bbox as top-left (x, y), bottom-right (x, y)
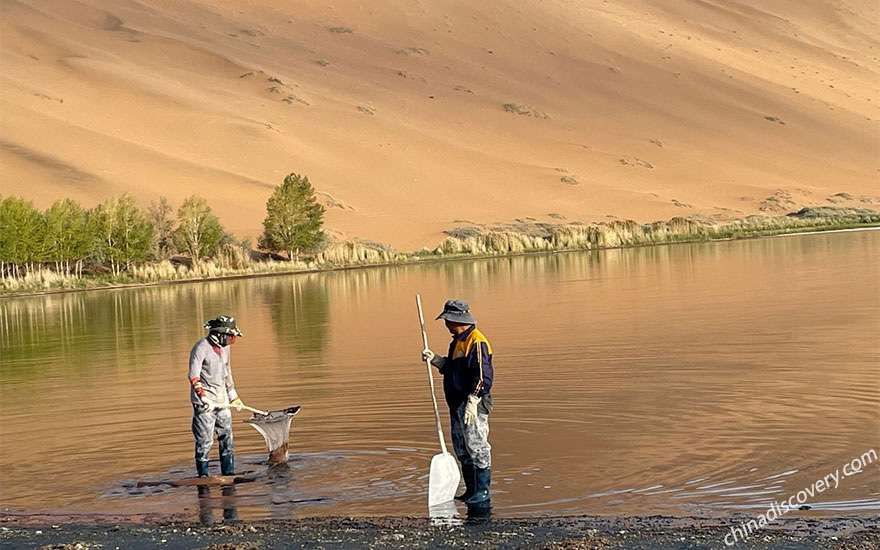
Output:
top-left (1, 230), bottom-right (878, 520)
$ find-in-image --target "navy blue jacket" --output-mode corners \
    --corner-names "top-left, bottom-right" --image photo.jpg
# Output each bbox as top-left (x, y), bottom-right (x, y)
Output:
top-left (439, 325), bottom-right (493, 408)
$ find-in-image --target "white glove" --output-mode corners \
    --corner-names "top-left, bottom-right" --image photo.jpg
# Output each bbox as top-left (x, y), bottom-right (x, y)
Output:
top-left (230, 397), bottom-right (243, 411)
top-left (463, 394), bottom-right (480, 425)
top-left (421, 348), bottom-right (445, 369)
top-left (199, 397), bottom-right (215, 412)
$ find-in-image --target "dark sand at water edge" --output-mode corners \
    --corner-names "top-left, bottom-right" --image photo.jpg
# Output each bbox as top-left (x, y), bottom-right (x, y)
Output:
top-left (1, 514), bottom-right (878, 549)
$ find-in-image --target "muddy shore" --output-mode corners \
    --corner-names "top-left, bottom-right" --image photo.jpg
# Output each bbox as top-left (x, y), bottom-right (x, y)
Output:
top-left (1, 514), bottom-right (878, 549)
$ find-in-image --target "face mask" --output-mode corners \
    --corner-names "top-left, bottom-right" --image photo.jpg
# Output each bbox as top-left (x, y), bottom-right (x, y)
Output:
top-left (209, 332), bottom-right (234, 347)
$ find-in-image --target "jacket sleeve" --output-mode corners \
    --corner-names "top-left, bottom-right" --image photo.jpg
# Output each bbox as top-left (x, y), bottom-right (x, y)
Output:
top-left (466, 341), bottom-right (491, 396)
top-left (189, 343), bottom-right (205, 382)
top-left (188, 343), bottom-right (207, 399)
top-left (439, 340), bottom-right (455, 374)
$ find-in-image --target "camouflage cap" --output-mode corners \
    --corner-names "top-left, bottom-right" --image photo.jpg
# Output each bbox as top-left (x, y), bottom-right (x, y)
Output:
top-left (204, 315), bottom-right (243, 337)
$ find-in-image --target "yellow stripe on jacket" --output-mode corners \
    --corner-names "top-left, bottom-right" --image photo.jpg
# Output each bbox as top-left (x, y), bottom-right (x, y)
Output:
top-left (452, 328), bottom-right (493, 395)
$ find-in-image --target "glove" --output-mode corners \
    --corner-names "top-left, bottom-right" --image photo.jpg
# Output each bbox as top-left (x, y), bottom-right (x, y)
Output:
top-left (231, 397), bottom-right (243, 411)
top-left (191, 378), bottom-right (213, 412)
top-left (421, 348), bottom-right (445, 369)
top-left (463, 394), bottom-right (480, 425)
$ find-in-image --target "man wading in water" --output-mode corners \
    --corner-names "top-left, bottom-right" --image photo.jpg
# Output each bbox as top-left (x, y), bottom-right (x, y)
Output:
top-left (189, 316), bottom-right (244, 477)
top-left (422, 300), bottom-right (494, 507)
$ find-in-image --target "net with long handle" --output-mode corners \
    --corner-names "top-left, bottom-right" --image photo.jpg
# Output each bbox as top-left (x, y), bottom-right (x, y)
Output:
top-left (245, 406), bottom-right (301, 464)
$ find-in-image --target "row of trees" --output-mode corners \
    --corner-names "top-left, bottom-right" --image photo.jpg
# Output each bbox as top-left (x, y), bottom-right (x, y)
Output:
top-left (0, 173), bottom-right (325, 280)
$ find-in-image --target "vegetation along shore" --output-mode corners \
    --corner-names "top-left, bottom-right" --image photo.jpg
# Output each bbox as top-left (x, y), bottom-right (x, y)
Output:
top-left (1, 173), bottom-right (877, 297)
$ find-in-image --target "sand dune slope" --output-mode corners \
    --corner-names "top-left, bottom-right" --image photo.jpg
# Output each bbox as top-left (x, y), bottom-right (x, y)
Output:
top-left (1, 0), bottom-right (877, 249)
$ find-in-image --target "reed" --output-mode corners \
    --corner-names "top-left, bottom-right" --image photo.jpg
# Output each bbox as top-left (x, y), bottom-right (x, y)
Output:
top-left (2, 207), bottom-right (877, 296)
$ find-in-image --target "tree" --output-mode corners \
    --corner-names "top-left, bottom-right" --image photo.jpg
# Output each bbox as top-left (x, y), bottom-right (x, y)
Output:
top-left (148, 196), bottom-right (175, 260)
top-left (173, 195), bottom-right (224, 263)
top-left (91, 195), bottom-right (153, 275)
top-left (259, 173), bottom-right (325, 260)
top-left (0, 196), bottom-right (45, 278)
top-left (43, 199), bottom-right (93, 276)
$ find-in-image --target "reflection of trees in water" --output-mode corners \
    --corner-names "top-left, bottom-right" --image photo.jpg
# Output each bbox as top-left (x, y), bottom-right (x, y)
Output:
top-left (0, 291), bottom-right (162, 378)
top-left (434, 252), bottom-right (606, 290)
top-left (0, 280), bottom-right (256, 381)
top-left (429, 242), bottom-right (725, 291)
top-left (0, 243), bottom-right (717, 381)
top-left (319, 265), bottom-right (400, 307)
top-left (266, 274), bottom-right (329, 361)
top-left (0, 234), bottom-right (838, 382)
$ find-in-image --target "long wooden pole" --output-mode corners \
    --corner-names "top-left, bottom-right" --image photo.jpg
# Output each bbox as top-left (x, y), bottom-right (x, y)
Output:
top-left (416, 294), bottom-right (449, 455)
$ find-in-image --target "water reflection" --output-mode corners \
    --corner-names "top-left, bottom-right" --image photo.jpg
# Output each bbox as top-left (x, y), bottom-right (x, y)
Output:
top-left (197, 485), bottom-right (239, 525)
top-left (1, 231), bottom-right (878, 519)
top-left (0, 280), bottom-right (262, 380)
top-left (265, 274), bottom-right (329, 360)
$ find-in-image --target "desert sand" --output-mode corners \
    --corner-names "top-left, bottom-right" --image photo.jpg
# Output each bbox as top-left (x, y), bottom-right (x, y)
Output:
top-left (1, 0), bottom-right (877, 250)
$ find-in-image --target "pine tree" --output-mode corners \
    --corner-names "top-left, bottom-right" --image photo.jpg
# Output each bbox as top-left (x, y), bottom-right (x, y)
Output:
top-left (259, 173), bottom-right (325, 260)
top-left (173, 195), bottom-right (224, 263)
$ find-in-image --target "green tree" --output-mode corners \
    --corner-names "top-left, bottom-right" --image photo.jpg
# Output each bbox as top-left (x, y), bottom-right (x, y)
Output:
top-left (0, 196), bottom-right (45, 278)
top-left (91, 195), bottom-right (153, 275)
top-left (148, 196), bottom-right (175, 260)
top-left (259, 173), bottom-right (325, 260)
top-left (43, 199), bottom-right (93, 276)
top-left (173, 195), bottom-right (224, 263)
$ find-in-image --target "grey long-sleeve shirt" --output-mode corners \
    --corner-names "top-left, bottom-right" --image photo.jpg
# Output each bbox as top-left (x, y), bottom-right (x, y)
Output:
top-left (188, 338), bottom-right (239, 406)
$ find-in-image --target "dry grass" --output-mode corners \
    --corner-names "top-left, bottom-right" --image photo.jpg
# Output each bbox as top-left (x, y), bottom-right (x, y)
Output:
top-left (2, 208), bottom-right (877, 295)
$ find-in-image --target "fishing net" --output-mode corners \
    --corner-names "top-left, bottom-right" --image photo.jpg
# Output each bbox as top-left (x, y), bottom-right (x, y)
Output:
top-left (245, 406), bottom-right (301, 464)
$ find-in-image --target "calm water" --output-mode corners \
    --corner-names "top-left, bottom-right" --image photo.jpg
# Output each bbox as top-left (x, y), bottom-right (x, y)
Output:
top-left (1, 231), bottom-right (878, 520)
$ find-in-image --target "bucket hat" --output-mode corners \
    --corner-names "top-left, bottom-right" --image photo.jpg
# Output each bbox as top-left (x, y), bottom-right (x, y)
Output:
top-left (204, 315), bottom-right (243, 337)
top-left (436, 299), bottom-right (477, 325)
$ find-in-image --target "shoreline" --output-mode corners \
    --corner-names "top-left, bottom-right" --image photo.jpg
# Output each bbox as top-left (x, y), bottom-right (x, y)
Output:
top-left (1, 513), bottom-right (877, 549)
top-left (2, 207), bottom-right (878, 299)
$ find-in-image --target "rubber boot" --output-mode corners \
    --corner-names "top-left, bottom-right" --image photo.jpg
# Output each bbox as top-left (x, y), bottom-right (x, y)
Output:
top-left (455, 464), bottom-right (475, 502)
top-left (196, 459), bottom-right (210, 478)
top-left (220, 453), bottom-right (235, 476)
top-left (465, 467), bottom-right (491, 506)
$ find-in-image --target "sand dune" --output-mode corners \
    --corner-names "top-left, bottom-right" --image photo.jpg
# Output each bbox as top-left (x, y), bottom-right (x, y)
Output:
top-left (1, 0), bottom-right (877, 250)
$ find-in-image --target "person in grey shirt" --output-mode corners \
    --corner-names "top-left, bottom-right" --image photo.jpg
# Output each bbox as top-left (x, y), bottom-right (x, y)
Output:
top-left (189, 315), bottom-right (244, 477)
